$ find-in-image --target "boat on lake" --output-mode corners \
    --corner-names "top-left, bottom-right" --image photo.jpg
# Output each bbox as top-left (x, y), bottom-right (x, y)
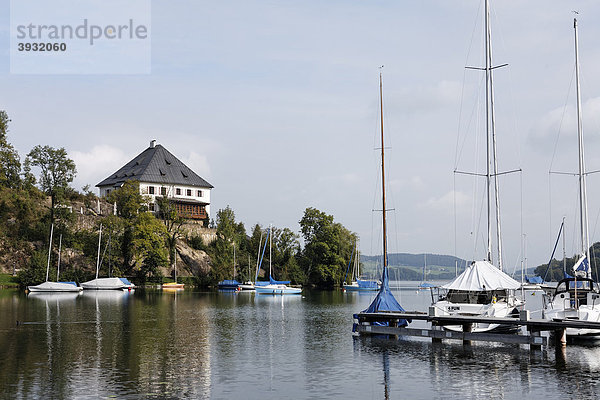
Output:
top-left (542, 18), bottom-right (600, 339)
top-left (28, 225), bottom-right (82, 293)
top-left (254, 225), bottom-right (301, 295)
top-left (218, 241), bottom-right (241, 291)
top-left (430, 0), bottom-right (524, 332)
top-left (343, 240), bottom-right (379, 292)
top-left (81, 224), bottom-right (127, 290)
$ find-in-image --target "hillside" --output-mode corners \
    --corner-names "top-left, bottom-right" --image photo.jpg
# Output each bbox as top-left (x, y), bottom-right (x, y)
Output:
top-left (360, 253), bottom-right (468, 281)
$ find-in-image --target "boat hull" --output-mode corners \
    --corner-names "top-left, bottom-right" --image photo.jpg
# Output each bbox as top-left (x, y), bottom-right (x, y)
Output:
top-left (255, 284), bottom-right (301, 295)
top-left (28, 281), bottom-right (82, 292)
top-left (162, 282), bottom-right (185, 289)
top-left (343, 284), bottom-right (379, 292)
top-left (81, 277), bottom-right (126, 290)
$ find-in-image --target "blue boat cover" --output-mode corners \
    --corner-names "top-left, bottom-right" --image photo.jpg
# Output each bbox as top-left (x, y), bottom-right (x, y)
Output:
top-left (357, 279), bottom-right (379, 289)
top-left (218, 280), bottom-right (240, 286)
top-left (418, 282), bottom-right (435, 288)
top-left (58, 281), bottom-right (78, 286)
top-left (119, 278), bottom-right (133, 285)
top-left (525, 276), bottom-right (543, 284)
top-left (269, 276), bottom-right (291, 285)
top-left (362, 266), bottom-right (408, 326)
top-left (255, 281), bottom-right (270, 286)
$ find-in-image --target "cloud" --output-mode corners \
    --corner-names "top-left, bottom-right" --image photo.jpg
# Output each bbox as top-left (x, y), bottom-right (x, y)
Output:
top-left (70, 145), bottom-right (130, 192)
top-left (394, 80), bottom-right (463, 115)
top-left (423, 190), bottom-right (471, 214)
top-left (180, 151), bottom-right (211, 179)
top-left (528, 97), bottom-right (600, 153)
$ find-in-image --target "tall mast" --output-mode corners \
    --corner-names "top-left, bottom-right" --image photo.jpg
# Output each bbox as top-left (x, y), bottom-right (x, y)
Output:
top-left (574, 18), bottom-right (590, 262)
top-left (484, 0), bottom-right (503, 269)
top-left (95, 224), bottom-right (102, 280)
top-left (380, 70), bottom-right (388, 271)
top-left (46, 223), bottom-right (54, 282)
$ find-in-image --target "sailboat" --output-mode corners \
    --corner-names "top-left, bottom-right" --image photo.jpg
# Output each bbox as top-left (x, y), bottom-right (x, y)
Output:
top-left (81, 224), bottom-right (127, 290)
top-left (28, 224), bottom-right (83, 292)
top-left (542, 18), bottom-right (600, 339)
top-left (162, 248), bottom-right (184, 290)
top-left (353, 69), bottom-right (407, 330)
top-left (218, 242), bottom-right (241, 291)
top-left (239, 233), bottom-right (264, 291)
top-left (343, 240), bottom-right (380, 291)
top-left (431, 0), bottom-right (524, 333)
top-left (255, 225), bottom-right (301, 295)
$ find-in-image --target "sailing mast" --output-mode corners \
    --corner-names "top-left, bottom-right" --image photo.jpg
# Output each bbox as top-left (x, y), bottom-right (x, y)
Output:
top-left (379, 69), bottom-right (388, 273)
top-left (574, 17), bottom-right (591, 265)
top-left (484, 0), bottom-right (504, 270)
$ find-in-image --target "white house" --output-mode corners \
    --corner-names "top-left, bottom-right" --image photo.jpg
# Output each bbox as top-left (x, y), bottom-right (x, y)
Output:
top-left (96, 140), bottom-right (213, 224)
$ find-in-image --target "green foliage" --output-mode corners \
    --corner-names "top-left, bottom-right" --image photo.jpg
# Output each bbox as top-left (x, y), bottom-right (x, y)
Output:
top-left (107, 180), bottom-right (148, 220)
top-left (131, 212), bottom-right (169, 280)
top-left (0, 111), bottom-right (22, 189)
top-left (25, 145), bottom-right (77, 224)
top-left (187, 234), bottom-right (207, 251)
top-left (17, 250), bottom-right (49, 287)
top-left (0, 273), bottom-right (19, 288)
top-left (298, 207), bottom-right (356, 289)
top-left (155, 195), bottom-right (185, 267)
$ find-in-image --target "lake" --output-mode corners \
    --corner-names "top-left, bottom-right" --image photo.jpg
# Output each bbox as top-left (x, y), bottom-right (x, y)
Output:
top-left (1, 284), bottom-right (600, 399)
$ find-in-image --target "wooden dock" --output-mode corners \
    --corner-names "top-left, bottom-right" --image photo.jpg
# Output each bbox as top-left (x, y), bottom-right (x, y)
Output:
top-left (353, 308), bottom-right (600, 350)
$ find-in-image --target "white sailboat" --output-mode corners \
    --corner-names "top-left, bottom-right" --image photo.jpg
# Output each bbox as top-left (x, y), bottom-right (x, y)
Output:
top-left (431, 0), bottom-right (524, 332)
top-left (343, 240), bottom-right (379, 291)
top-left (28, 224), bottom-right (82, 292)
top-left (255, 225), bottom-right (301, 295)
top-left (81, 224), bottom-right (126, 290)
top-left (542, 17), bottom-right (600, 339)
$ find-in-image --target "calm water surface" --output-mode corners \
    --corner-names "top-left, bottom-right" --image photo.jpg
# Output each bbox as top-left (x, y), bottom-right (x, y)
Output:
top-left (1, 285), bottom-right (600, 399)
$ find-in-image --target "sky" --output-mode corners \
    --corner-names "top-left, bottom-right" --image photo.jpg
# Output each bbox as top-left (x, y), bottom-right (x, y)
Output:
top-left (2, 0), bottom-right (600, 272)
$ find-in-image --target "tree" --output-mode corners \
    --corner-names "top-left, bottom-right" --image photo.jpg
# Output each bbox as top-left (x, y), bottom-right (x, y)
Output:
top-left (299, 207), bottom-right (356, 289)
top-left (106, 180), bottom-right (149, 270)
top-left (210, 206), bottom-right (246, 282)
top-left (131, 212), bottom-right (169, 280)
top-left (155, 195), bottom-right (185, 276)
top-left (25, 145), bottom-right (76, 224)
top-left (0, 111), bottom-right (22, 189)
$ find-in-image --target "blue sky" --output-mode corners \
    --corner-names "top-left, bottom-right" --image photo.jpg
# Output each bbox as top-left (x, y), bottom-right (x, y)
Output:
top-left (2, 1), bottom-right (600, 271)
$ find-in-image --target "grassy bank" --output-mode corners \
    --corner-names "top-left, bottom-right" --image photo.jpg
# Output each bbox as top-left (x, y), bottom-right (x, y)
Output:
top-left (0, 274), bottom-right (19, 288)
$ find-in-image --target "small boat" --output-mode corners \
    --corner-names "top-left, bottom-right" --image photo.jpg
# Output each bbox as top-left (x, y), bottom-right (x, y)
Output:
top-left (162, 250), bottom-right (183, 290)
top-left (218, 241), bottom-right (240, 291)
top-left (28, 225), bottom-right (82, 293)
top-left (81, 224), bottom-right (126, 290)
top-left (238, 281), bottom-right (255, 291)
top-left (162, 282), bottom-right (185, 290)
top-left (541, 18), bottom-right (600, 340)
top-left (255, 225), bottom-right (301, 295)
top-left (343, 240), bottom-right (380, 292)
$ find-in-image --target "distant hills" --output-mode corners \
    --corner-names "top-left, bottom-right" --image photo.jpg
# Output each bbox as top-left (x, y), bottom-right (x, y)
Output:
top-left (360, 253), bottom-right (468, 281)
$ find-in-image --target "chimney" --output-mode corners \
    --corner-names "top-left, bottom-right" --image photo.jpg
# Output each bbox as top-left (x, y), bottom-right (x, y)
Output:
top-left (150, 140), bottom-right (156, 148)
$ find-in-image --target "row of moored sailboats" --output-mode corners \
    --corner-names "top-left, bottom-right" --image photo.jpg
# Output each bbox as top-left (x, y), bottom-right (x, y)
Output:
top-left (356, 2), bottom-right (600, 341)
top-left (28, 223), bottom-right (135, 292)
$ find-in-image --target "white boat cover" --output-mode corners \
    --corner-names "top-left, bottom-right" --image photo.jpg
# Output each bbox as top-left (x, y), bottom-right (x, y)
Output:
top-left (81, 277), bottom-right (126, 290)
top-left (28, 281), bottom-right (82, 292)
top-left (442, 260), bottom-right (521, 291)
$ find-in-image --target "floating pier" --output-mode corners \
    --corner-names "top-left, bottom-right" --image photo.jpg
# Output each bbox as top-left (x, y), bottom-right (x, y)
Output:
top-left (353, 308), bottom-right (600, 350)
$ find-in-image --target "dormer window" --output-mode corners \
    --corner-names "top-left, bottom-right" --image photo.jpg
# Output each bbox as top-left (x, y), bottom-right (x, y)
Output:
top-left (181, 171), bottom-right (188, 178)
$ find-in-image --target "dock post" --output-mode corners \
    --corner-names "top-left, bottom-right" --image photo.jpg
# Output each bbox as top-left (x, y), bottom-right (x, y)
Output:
top-left (429, 306), bottom-right (442, 343)
top-left (554, 329), bottom-right (567, 348)
top-left (462, 323), bottom-right (472, 346)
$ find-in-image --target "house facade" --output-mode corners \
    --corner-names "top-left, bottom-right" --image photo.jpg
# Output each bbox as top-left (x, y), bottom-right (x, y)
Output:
top-left (96, 140), bottom-right (213, 224)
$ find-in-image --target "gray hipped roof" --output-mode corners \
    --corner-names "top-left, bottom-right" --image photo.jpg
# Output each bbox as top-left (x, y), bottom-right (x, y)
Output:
top-left (96, 144), bottom-right (213, 189)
